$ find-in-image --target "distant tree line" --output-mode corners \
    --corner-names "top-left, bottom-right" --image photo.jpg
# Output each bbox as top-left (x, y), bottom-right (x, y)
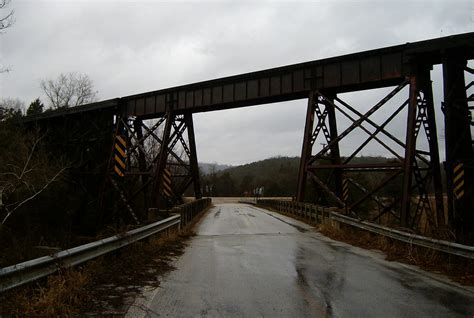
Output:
top-left (200, 157), bottom-right (300, 197)
top-left (0, 72), bottom-right (97, 121)
top-left (198, 156), bottom-right (443, 201)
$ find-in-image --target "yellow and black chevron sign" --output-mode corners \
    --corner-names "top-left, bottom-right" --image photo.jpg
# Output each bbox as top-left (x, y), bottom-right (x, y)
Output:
top-left (342, 178), bottom-right (349, 202)
top-left (453, 163), bottom-right (464, 200)
top-left (162, 168), bottom-right (173, 198)
top-left (114, 135), bottom-right (127, 177)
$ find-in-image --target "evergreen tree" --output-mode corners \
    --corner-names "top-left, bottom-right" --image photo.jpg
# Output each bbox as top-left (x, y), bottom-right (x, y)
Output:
top-left (26, 98), bottom-right (44, 115)
top-left (0, 98), bottom-right (24, 121)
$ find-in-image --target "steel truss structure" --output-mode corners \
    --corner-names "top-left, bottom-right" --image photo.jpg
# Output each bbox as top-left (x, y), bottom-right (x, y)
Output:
top-left (18, 33), bottom-right (473, 243)
top-left (30, 109), bottom-right (116, 233)
top-left (101, 112), bottom-right (202, 225)
top-left (442, 50), bottom-right (474, 243)
top-left (297, 58), bottom-right (472, 238)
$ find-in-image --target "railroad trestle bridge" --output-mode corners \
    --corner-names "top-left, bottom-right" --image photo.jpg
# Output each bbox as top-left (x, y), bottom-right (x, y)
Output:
top-left (20, 32), bottom-right (474, 243)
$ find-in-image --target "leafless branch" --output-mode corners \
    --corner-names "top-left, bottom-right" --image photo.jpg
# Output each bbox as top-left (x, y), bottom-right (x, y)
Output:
top-left (0, 0), bottom-right (13, 74)
top-left (0, 0), bottom-right (13, 30)
top-left (20, 134), bottom-right (46, 180)
top-left (41, 72), bottom-right (97, 109)
top-left (0, 9), bottom-right (13, 29)
top-left (1, 167), bottom-right (68, 225)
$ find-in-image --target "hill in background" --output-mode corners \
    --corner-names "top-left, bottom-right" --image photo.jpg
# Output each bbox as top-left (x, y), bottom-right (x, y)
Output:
top-left (199, 162), bottom-right (234, 175)
top-left (198, 155), bottom-right (405, 197)
top-left (200, 156), bottom-right (300, 197)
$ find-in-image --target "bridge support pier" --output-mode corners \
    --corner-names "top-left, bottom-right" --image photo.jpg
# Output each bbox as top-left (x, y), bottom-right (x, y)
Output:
top-left (401, 65), bottom-right (445, 230)
top-left (296, 91), bottom-right (345, 206)
top-left (185, 113), bottom-right (203, 200)
top-left (296, 93), bottom-right (315, 202)
top-left (103, 112), bottom-right (202, 223)
top-left (296, 75), bottom-right (446, 234)
top-left (442, 50), bottom-right (474, 244)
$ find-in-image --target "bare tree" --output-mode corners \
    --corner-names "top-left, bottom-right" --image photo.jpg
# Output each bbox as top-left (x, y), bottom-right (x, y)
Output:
top-left (1, 0), bottom-right (14, 73)
top-left (0, 0), bottom-right (15, 30)
top-left (0, 0), bottom-right (13, 30)
top-left (0, 134), bottom-right (68, 225)
top-left (40, 72), bottom-right (98, 109)
top-left (0, 97), bottom-right (24, 121)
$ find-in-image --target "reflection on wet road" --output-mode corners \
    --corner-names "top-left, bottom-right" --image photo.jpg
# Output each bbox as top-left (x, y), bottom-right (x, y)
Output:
top-left (129, 203), bottom-right (474, 317)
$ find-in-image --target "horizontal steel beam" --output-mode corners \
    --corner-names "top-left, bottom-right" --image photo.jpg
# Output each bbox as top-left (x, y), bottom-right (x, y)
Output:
top-left (21, 32), bottom-right (474, 122)
top-left (20, 98), bottom-right (119, 123)
top-left (307, 162), bottom-right (403, 171)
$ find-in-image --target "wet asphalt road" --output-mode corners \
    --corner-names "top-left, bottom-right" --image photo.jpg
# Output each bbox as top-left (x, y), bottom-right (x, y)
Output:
top-left (128, 203), bottom-right (474, 317)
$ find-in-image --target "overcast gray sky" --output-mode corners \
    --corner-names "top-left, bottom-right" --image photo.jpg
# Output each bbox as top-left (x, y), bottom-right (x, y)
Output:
top-left (1, 0), bottom-right (473, 165)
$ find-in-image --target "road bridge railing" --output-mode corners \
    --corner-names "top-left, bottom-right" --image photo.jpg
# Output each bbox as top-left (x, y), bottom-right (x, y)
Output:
top-left (0, 198), bottom-right (212, 293)
top-left (257, 199), bottom-right (474, 260)
top-left (256, 199), bottom-right (332, 223)
top-left (173, 198), bottom-right (212, 228)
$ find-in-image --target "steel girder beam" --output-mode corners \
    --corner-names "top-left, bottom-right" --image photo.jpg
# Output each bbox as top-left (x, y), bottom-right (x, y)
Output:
top-left (442, 49), bottom-right (474, 244)
top-left (19, 33), bottom-right (474, 124)
top-left (297, 74), bottom-right (445, 233)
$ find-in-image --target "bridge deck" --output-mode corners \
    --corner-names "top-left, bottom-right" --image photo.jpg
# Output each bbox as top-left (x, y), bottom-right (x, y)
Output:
top-left (22, 32), bottom-right (474, 122)
top-left (127, 203), bottom-right (474, 317)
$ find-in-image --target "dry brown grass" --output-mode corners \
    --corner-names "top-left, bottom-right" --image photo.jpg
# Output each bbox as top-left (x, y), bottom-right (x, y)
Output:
top-left (3, 270), bottom-right (89, 317)
top-left (0, 206), bottom-right (213, 317)
top-left (318, 222), bottom-right (474, 285)
top-left (261, 205), bottom-right (474, 286)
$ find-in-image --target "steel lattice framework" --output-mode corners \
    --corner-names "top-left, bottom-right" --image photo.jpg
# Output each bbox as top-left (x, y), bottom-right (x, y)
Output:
top-left (296, 67), bottom-right (446, 235)
top-left (99, 112), bottom-right (202, 224)
top-left (18, 33), bottom-right (474, 243)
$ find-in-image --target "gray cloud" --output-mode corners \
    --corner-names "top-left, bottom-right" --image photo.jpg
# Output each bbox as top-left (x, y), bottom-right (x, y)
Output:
top-left (0, 0), bottom-right (472, 164)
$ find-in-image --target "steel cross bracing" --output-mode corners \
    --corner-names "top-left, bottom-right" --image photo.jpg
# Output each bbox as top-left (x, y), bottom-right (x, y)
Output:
top-left (22, 109), bottom-right (117, 233)
top-left (296, 68), bottom-right (448, 235)
top-left (100, 112), bottom-right (202, 225)
top-left (442, 50), bottom-right (474, 243)
top-left (17, 32), bottom-right (474, 243)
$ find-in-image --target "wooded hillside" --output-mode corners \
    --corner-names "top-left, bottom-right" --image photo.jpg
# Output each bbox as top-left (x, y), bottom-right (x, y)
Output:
top-left (200, 156), bottom-right (300, 197)
top-left (198, 155), bottom-right (440, 199)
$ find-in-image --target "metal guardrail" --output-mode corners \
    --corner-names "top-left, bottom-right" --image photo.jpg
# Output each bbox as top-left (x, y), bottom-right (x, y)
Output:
top-left (172, 198), bottom-right (212, 228)
top-left (0, 198), bottom-right (212, 293)
top-left (330, 212), bottom-right (474, 259)
top-left (0, 216), bottom-right (180, 293)
top-left (257, 199), bottom-right (332, 223)
top-left (257, 199), bottom-right (474, 259)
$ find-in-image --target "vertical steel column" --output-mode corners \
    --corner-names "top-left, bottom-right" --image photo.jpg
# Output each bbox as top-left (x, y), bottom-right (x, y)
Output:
top-left (401, 75), bottom-right (419, 227)
top-left (401, 65), bottom-right (446, 230)
top-left (326, 92), bottom-right (343, 199)
top-left (153, 112), bottom-right (174, 208)
top-left (442, 49), bottom-right (473, 243)
top-left (184, 112), bottom-right (202, 199)
top-left (296, 92), bottom-right (316, 201)
top-left (133, 118), bottom-right (150, 217)
top-left (418, 66), bottom-right (445, 227)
